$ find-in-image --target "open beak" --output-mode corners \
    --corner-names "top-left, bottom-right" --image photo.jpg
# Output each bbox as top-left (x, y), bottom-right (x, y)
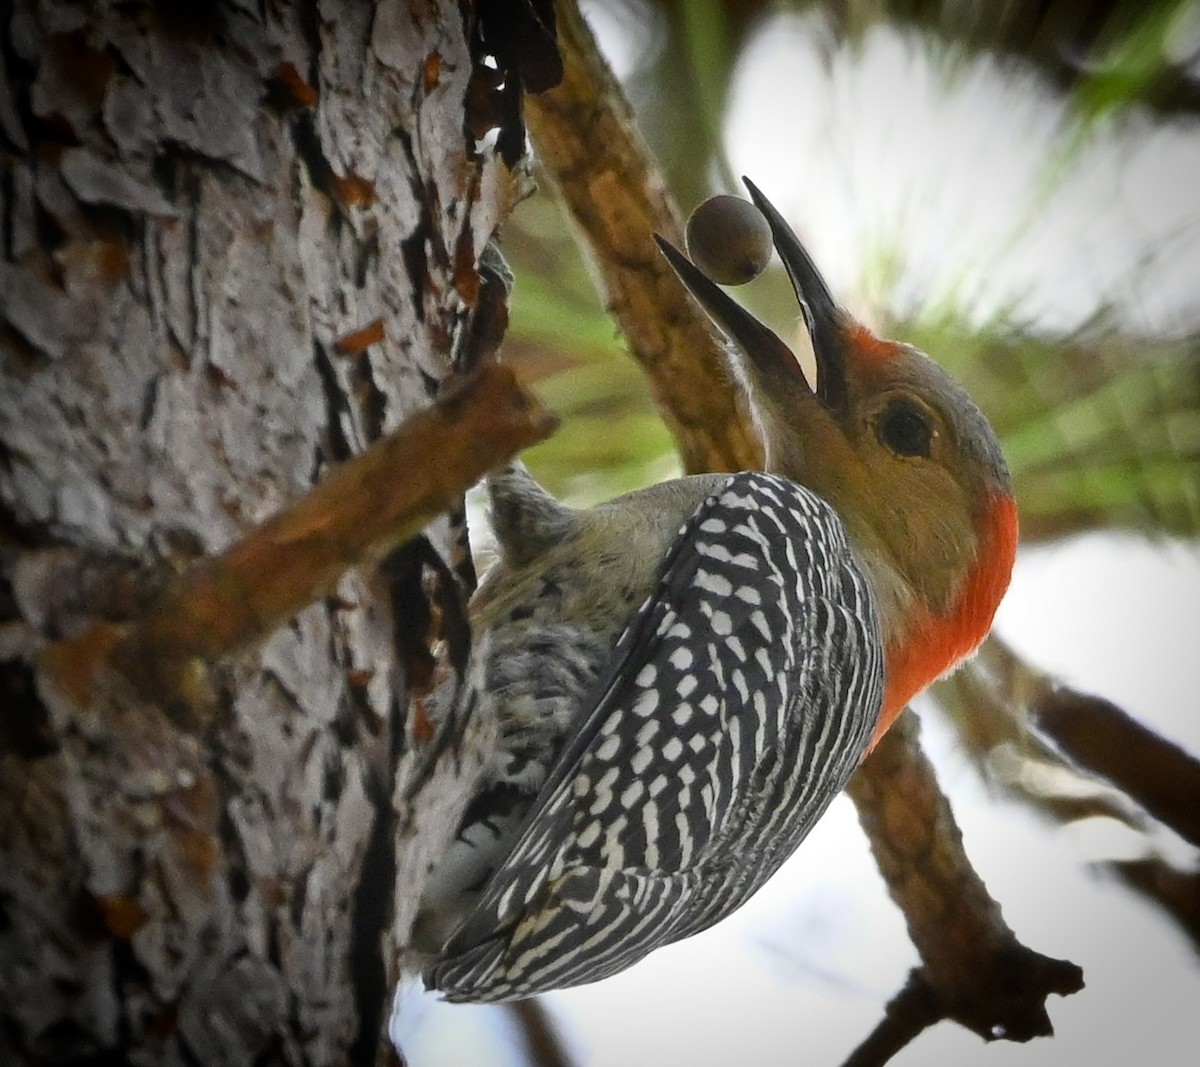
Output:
top-left (654, 178), bottom-right (849, 417)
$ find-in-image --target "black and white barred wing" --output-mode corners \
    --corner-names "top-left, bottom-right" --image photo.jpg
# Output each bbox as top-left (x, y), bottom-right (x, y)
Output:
top-left (428, 472), bottom-right (885, 1002)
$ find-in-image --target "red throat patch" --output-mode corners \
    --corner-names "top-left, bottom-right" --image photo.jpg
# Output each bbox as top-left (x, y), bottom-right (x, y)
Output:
top-left (870, 492), bottom-right (1019, 746)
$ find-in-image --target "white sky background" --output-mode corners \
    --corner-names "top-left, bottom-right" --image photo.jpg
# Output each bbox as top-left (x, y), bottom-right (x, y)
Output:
top-left (401, 8), bottom-right (1200, 1066)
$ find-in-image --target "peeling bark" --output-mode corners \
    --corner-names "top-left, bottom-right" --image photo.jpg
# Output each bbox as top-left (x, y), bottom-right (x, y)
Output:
top-left (0, 2), bottom-right (525, 1064)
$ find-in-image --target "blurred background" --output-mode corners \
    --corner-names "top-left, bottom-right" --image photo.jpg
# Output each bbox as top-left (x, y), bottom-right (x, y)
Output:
top-left (403, 1), bottom-right (1200, 1063)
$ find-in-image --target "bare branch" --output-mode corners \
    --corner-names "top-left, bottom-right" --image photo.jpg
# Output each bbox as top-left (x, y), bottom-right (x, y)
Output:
top-left (509, 999), bottom-right (579, 1067)
top-left (1102, 859), bottom-right (1200, 956)
top-left (1030, 685), bottom-right (1200, 849)
top-left (524, 0), bottom-right (761, 476)
top-left (840, 971), bottom-right (942, 1067)
top-left (941, 637), bottom-right (1200, 950)
top-left (849, 711), bottom-right (1083, 1042)
top-left (40, 365), bottom-right (557, 714)
top-left (957, 635), bottom-right (1200, 848)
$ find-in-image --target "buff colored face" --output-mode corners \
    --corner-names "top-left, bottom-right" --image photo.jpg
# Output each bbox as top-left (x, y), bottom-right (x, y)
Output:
top-left (763, 326), bottom-right (1018, 728)
top-left (776, 332), bottom-right (1012, 620)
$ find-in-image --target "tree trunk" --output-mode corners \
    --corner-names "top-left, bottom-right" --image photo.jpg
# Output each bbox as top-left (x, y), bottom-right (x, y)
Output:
top-left (0, 2), bottom-right (517, 1063)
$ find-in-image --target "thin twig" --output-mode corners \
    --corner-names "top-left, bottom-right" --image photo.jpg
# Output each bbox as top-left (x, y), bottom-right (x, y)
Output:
top-left (965, 633), bottom-right (1200, 848)
top-left (1102, 859), bottom-right (1200, 956)
top-left (840, 971), bottom-right (942, 1067)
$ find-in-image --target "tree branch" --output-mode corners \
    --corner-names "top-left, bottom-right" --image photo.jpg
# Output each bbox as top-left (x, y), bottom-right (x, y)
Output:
top-left (39, 365), bottom-right (557, 715)
top-left (840, 971), bottom-right (943, 1067)
top-left (524, 0), bottom-right (761, 477)
top-left (848, 711), bottom-right (1083, 1051)
top-left (1030, 681), bottom-right (1200, 850)
top-left (940, 637), bottom-right (1200, 951)
top-left (1102, 859), bottom-right (1200, 956)
top-left (509, 999), bottom-right (579, 1067)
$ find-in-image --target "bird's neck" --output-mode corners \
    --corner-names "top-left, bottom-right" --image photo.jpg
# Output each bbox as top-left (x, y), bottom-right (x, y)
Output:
top-left (854, 495), bottom-right (1018, 747)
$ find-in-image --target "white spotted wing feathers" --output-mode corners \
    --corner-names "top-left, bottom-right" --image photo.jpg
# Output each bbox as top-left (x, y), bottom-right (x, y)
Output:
top-left (427, 472), bottom-right (884, 1001)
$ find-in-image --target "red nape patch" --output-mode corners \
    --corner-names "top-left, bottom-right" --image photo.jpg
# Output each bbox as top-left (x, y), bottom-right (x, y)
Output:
top-left (847, 324), bottom-right (903, 366)
top-left (871, 492), bottom-right (1019, 746)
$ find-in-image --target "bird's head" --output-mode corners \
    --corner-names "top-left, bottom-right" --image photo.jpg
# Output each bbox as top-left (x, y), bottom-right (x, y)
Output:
top-left (657, 180), bottom-right (1017, 740)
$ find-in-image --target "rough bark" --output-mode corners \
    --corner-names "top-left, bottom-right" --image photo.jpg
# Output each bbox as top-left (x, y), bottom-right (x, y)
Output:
top-left (0, 2), bottom-right (523, 1064)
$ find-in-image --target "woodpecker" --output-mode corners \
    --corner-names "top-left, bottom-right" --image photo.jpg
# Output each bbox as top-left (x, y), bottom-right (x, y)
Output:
top-left (417, 179), bottom-right (1018, 1003)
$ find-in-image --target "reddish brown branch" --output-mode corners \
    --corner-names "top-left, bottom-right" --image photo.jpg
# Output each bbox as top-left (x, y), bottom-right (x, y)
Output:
top-left (1103, 858), bottom-right (1200, 955)
top-left (849, 711), bottom-right (1083, 1044)
top-left (840, 971), bottom-right (942, 1067)
top-left (40, 365), bottom-right (557, 713)
top-left (842, 946), bottom-right (1086, 1067)
top-left (965, 635), bottom-right (1200, 848)
top-left (849, 711), bottom-right (1010, 992)
top-left (524, 0), bottom-right (761, 476)
top-left (943, 638), bottom-right (1200, 951)
top-left (1030, 687), bottom-right (1200, 848)
top-left (509, 999), bottom-right (579, 1067)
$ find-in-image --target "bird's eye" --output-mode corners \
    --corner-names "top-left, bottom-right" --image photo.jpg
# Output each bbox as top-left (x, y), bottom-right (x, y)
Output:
top-left (877, 400), bottom-right (933, 458)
